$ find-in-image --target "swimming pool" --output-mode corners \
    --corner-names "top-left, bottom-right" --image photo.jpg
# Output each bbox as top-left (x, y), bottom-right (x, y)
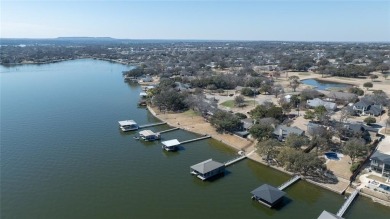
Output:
top-left (324, 152), bottom-right (339, 160)
top-left (379, 184), bottom-right (390, 192)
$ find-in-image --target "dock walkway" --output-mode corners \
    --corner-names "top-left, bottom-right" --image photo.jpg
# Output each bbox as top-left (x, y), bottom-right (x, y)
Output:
top-left (180, 136), bottom-right (211, 144)
top-left (278, 175), bottom-right (301, 191)
top-left (159, 127), bottom-right (180, 134)
top-left (224, 155), bottom-right (247, 167)
top-left (336, 189), bottom-right (359, 217)
top-left (138, 122), bottom-right (166, 129)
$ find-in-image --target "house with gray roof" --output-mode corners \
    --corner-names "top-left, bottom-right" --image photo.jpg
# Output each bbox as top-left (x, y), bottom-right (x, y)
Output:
top-left (307, 98), bottom-right (337, 111)
top-left (250, 184), bottom-right (286, 208)
top-left (370, 137), bottom-right (390, 177)
top-left (353, 100), bottom-right (383, 116)
top-left (307, 122), bottom-right (326, 135)
top-left (273, 125), bottom-right (305, 141)
top-left (190, 159), bottom-right (225, 180)
top-left (326, 91), bottom-right (357, 103)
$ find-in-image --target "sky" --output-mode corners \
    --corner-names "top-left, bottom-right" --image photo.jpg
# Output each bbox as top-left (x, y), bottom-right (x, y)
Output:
top-left (1, 0), bottom-right (389, 42)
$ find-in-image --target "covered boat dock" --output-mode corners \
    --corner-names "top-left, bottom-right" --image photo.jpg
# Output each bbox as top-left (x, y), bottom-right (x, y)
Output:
top-left (139, 130), bottom-right (161, 141)
top-left (161, 139), bottom-right (180, 151)
top-left (250, 184), bottom-right (286, 208)
top-left (190, 159), bottom-right (225, 180)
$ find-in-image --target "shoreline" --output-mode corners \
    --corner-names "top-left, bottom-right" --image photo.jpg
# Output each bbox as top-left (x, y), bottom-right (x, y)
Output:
top-left (146, 105), bottom-right (390, 207)
top-left (146, 105), bottom-right (351, 193)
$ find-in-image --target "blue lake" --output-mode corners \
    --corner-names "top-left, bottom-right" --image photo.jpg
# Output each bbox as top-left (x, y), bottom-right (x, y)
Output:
top-left (1, 59), bottom-right (389, 218)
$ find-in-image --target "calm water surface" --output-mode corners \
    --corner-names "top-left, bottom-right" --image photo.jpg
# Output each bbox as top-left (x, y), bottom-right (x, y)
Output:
top-left (301, 79), bottom-right (352, 91)
top-left (1, 60), bottom-right (389, 218)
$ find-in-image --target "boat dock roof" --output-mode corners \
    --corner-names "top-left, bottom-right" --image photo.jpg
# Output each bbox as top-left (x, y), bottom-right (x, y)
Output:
top-left (317, 210), bottom-right (343, 219)
top-left (190, 159), bottom-right (224, 174)
top-left (139, 130), bottom-right (157, 137)
top-left (251, 184), bottom-right (286, 207)
top-left (161, 139), bottom-right (180, 147)
top-left (118, 120), bottom-right (137, 126)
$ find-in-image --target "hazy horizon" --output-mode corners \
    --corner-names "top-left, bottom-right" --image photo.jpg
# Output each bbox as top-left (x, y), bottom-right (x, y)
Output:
top-left (1, 0), bottom-right (389, 42)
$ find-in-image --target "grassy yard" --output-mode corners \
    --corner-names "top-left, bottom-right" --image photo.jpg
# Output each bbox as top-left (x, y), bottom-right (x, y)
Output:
top-left (220, 100), bottom-right (255, 108)
top-left (183, 109), bottom-right (201, 117)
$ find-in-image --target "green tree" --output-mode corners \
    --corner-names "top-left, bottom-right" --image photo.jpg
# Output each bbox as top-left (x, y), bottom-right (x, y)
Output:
top-left (304, 110), bottom-right (315, 121)
top-left (363, 82), bottom-right (373, 90)
top-left (249, 103), bottom-right (283, 121)
top-left (249, 123), bottom-right (274, 140)
top-left (210, 111), bottom-right (243, 133)
top-left (364, 116), bottom-right (376, 125)
top-left (256, 139), bottom-right (280, 163)
top-left (285, 133), bottom-right (309, 149)
top-left (234, 95), bottom-right (245, 107)
top-left (235, 112), bottom-right (247, 119)
top-left (314, 105), bottom-right (329, 123)
top-left (153, 89), bottom-right (188, 112)
top-left (241, 87), bottom-right (255, 96)
top-left (343, 138), bottom-right (367, 163)
top-left (348, 87), bottom-right (364, 96)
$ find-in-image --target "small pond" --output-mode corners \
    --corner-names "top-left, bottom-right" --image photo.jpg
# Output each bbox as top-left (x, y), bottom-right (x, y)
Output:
top-left (301, 79), bottom-right (352, 91)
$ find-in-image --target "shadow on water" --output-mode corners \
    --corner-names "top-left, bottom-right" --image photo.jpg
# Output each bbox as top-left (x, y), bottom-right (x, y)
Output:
top-left (250, 196), bottom-right (292, 217)
top-left (192, 170), bottom-right (232, 185)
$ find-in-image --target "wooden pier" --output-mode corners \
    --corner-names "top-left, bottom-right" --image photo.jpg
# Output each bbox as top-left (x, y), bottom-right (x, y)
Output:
top-left (138, 122), bottom-right (167, 129)
top-left (336, 189), bottom-right (359, 217)
top-left (278, 175), bottom-right (301, 191)
top-left (224, 155), bottom-right (247, 167)
top-left (180, 136), bottom-right (211, 144)
top-left (159, 127), bottom-right (180, 134)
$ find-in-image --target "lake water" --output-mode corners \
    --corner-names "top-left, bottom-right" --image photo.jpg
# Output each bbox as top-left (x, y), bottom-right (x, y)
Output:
top-left (1, 59), bottom-right (389, 218)
top-left (301, 79), bottom-right (352, 91)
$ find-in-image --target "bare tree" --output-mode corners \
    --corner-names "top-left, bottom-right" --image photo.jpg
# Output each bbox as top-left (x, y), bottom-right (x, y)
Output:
top-left (339, 106), bottom-right (354, 122)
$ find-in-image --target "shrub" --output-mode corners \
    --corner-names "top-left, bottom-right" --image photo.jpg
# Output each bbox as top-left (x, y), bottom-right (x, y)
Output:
top-left (241, 87), bottom-right (255, 96)
top-left (235, 112), bottom-right (247, 119)
top-left (364, 116), bottom-right (376, 125)
top-left (350, 162), bottom-right (361, 173)
top-left (348, 87), bottom-right (364, 96)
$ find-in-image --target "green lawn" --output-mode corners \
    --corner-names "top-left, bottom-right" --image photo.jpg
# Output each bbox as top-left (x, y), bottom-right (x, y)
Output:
top-left (183, 109), bottom-right (201, 116)
top-left (220, 100), bottom-right (255, 108)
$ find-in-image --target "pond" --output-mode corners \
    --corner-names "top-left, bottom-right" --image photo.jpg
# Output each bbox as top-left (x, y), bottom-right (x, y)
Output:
top-left (301, 79), bottom-right (352, 91)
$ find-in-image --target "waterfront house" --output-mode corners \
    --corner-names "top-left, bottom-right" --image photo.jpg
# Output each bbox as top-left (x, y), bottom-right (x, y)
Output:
top-left (190, 159), bottom-right (225, 180)
top-left (161, 139), bottom-right (180, 152)
top-left (370, 138), bottom-right (390, 177)
top-left (273, 125), bottom-right (305, 141)
top-left (118, 120), bottom-right (138, 132)
top-left (326, 91), bottom-right (357, 104)
top-left (317, 210), bottom-right (343, 219)
top-left (139, 130), bottom-right (160, 141)
top-left (250, 184), bottom-right (286, 208)
top-left (234, 118), bottom-right (254, 138)
top-left (307, 98), bottom-right (337, 111)
top-left (353, 100), bottom-right (383, 116)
